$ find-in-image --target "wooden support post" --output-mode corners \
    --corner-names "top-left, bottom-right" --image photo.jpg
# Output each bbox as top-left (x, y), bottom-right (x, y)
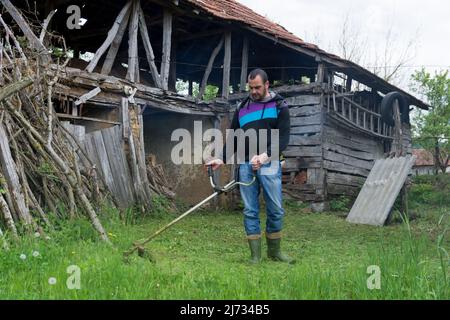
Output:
top-left (222, 31), bottom-right (232, 100)
top-left (121, 98), bottom-right (130, 140)
top-left (137, 1), bottom-right (162, 88)
top-left (169, 35), bottom-right (177, 92)
top-left (316, 63), bottom-right (326, 83)
top-left (101, 5), bottom-right (132, 75)
top-left (188, 79), bottom-right (193, 97)
top-left (161, 9), bottom-right (173, 91)
top-left (346, 77), bottom-right (353, 92)
top-left (199, 36), bottom-right (224, 100)
top-left (240, 36), bottom-right (249, 92)
top-left (126, 0), bottom-right (140, 83)
top-left (86, 1), bottom-right (132, 72)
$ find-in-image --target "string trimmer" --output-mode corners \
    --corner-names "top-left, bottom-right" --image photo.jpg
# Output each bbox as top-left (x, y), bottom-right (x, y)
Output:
top-left (123, 165), bottom-right (256, 262)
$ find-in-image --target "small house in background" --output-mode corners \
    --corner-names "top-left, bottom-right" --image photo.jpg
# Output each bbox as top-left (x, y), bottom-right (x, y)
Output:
top-left (412, 149), bottom-right (450, 175)
top-left (2, 0), bottom-right (431, 210)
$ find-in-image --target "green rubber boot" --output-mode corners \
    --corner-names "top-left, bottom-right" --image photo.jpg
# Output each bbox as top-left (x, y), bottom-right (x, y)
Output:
top-left (247, 238), bottom-right (262, 264)
top-left (267, 237), bottom-right (296, 264)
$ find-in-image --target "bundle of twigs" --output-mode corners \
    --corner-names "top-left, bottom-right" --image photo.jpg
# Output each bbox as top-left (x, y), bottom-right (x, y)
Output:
top-left (0, 3), bottom-right (114, 245)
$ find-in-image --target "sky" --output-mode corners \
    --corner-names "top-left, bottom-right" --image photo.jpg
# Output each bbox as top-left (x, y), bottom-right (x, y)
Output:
top-left (237, 0), bottom-right (450, 92)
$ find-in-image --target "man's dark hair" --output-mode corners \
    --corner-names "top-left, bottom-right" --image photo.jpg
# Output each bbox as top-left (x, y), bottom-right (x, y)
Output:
top-left (248, 68), bottom-right (269, 83)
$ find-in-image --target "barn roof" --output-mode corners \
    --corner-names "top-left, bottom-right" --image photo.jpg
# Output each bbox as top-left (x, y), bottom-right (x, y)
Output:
top-left (184, 0), bottom-right (430, 110)
top-left (412, 149), bottom-right (450, 168)
top-left (413, 149), bottom-right (435, 167)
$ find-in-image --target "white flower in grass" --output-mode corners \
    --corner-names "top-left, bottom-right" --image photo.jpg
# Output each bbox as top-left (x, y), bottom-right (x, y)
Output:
top-left (19, 254), bottom-right (27, 260)
top-left (32, 251), bottom-right (40, 257)
top-left (45, 236), bottom-right (51, 241)
top-left (34, 232), bottom-right (41, 238)
top-left (48, 277), bottom-right (57, 285)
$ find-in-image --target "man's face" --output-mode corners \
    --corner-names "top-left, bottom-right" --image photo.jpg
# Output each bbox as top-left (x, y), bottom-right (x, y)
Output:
top-left (248, 75), bottom-right (269, 101)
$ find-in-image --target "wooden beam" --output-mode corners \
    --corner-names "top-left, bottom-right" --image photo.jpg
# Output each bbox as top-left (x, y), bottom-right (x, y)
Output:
top-left (86, 0), bottom-right (132, 73)
top-left (240, 36), bottom-right (249, 92)
top-left (222, 31), bottom-right (232, 99)
top-left (74, 87), bottom-right (102, 106)
top-left (0, 0), bottom-right (50, 63)
top-left (316, 63), bottom-right (326, 83)
top-left (101, 5), bottom-right (132, 75)
top-left (126, 0), bottom-right (140, 83)
top-left (56, 114), bottom-right (121, 125)
top-left (161, 9), bottom-right (173, 90)
top-left (137, 1), bottom-right (162, 88)
top-left (178, 28), bottom-right (227, 43)
top-left (169, 35), bottom-right (177, 91)
top-left (346, 77), bottom-right (353, 92)
top-left (199, 36), bottom-right (224, 100)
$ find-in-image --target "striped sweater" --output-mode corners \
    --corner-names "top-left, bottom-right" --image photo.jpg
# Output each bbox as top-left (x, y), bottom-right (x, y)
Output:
top-left (222, 92), bottom-right (290, 163)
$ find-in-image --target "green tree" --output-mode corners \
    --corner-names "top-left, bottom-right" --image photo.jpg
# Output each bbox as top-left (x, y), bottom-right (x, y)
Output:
top-left (410, 69), bottom-right (450, 173)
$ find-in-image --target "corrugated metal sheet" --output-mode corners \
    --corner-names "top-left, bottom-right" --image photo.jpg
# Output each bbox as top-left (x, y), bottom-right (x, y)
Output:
top-left (346, 156), bottom-right (416, 226)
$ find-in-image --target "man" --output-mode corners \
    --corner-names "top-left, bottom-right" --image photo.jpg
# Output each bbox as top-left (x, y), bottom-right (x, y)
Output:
top-left (206, 69), bottom-right (294, 264)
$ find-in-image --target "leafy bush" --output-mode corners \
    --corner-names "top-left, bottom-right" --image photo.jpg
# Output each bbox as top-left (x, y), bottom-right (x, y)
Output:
top-left (329, 196), bottom-right (352, 212)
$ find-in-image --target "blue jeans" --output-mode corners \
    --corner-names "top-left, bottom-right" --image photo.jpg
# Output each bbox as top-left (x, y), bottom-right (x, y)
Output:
top-left (239, 161), bottom-right (284, 236)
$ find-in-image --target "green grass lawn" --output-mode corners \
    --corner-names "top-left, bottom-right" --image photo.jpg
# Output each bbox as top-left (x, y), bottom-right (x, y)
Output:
top-left (0, 177), bottom-right (449, 299)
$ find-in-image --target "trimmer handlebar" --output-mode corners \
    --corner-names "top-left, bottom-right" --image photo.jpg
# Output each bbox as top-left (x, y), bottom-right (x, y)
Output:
top-left (206, 164), bottom-right (256, 194)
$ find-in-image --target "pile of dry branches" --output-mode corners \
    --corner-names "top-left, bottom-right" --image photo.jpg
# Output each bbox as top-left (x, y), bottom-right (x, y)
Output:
top-left (0, 4), bottom-right (114, 245)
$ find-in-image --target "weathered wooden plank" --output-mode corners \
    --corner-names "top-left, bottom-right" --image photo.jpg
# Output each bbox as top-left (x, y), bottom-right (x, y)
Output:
top-left (285, 95), bottom-right (321, 107)
top-left (0, 123), bottom-right (33, 225)
top-left (101, 4), bottom-right (131, 75)
top-left (323, 160), bottom-right (370, 177)
top-left (326, 172), bottom-right (366, 188)
top-left (56, 114), bottom-right (120, 125)
top-left (323, 123), bottom-right (379, 147)
top-left (298, 157), bottom-right (322, 169)
top-left (323, 150), bottom-right (374, 171)
top-left (137, 1), bottom-right (161, 87)
top-left (282, 189), bottom-right (324, 202)
top-left (283, 146), bottom-right (322, 157)
top-left (322, 142), bottom-right (374, 161)
top-left (307, 168), bottom-right (325, 185)
top-left (160, 9), bottom-right (173, 90)
top-left (222, 31), bottom-right (232, 99)
top-left (289, 105), bottom-right (322, 117)
top-left (327, 183), bottom-right (359, 196)
top-left (87, 130), bottom-right (118, 199)
top-left (284, 184), bottom-right (316, 192)
top-left (323, 134), bottom-right (380, 155)
top-left (291, 113), bottom-right (322, 126)
top-left (74, 87), bottom-right (102, 106)
top-left (101, 126), bottom-right (134, 207)
top-left (121, 98), bottom-right (130, 139)
top-left (289, 134), bottom-right (322, 146)
top-left (126, 0), bottom-right (140, 83)
top-left (230, 82), bottom-right (321, 102)
top-left (290, 125), bottom-right (322, 135)
top-left (86, 1), bottom-right (132, 72)
top-left (240, 36), bottom-right (249, 92)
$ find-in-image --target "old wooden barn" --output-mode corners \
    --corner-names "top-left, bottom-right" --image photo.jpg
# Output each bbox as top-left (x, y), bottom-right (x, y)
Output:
top-left (1, 0), bottom-right (430, 210)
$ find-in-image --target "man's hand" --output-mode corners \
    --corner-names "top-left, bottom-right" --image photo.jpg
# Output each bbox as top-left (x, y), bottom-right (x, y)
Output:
top-left (250, 153), bottom-right (270, 171)
top-left (205, 158), bottom-right (224, 171)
